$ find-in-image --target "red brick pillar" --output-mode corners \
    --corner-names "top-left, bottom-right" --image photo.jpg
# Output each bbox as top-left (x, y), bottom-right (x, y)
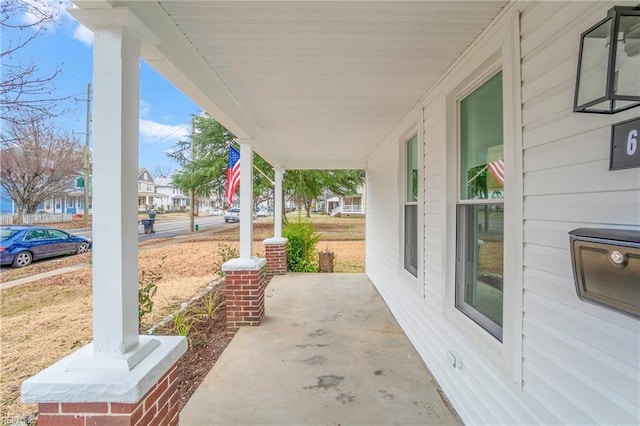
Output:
top-left (223, 258), bottom-right (268, 336)
top-left (263, 237), bottom-right (288, 280)
top-left (36, 363), bottom-right (180, 426)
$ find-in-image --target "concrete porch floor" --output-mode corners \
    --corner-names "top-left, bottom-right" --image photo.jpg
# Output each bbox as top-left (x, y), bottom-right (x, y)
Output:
top-left (180, 273), bottom-right (461, 425)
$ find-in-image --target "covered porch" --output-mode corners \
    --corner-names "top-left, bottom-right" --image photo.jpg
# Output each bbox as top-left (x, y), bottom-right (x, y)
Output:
top-left (21, 1), bottom-right (526, 425)
top-left (182, 273), bottom-right (460, 425)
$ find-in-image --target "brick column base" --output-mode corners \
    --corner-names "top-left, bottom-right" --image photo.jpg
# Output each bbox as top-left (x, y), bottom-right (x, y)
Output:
top-left (37, 363), bottom-right (180, 426)
top-left (263, 237), bottom-right (288, 280)
top-left (223, 258), bottom-right (268, 336)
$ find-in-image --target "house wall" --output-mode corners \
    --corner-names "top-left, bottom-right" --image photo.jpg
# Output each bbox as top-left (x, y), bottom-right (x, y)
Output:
top-left (366, 1), bottom-right (639, 424)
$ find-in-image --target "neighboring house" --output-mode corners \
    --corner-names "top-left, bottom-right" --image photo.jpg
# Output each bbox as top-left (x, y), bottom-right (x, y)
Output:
top-left (325, 184), bottom-right (366, 217)
top-left (137, 168), bottom-right (156, 211)
top-left (154, 177), bottom-right (188, 211)
top-left (1, 177), bottom-right (92, 216)
top-left (0, 189), bottom-right (15, 214)
top-left (27, 2), bottom-right (639, 425)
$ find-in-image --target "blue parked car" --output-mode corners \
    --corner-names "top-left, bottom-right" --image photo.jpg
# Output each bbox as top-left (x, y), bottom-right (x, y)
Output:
top-left (0, 226), bottom-right (92, 268)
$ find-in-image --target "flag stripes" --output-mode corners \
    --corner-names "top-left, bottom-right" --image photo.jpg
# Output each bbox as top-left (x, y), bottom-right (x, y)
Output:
top-left (487, 160), bottom-right (504, 187)
top-left (226, 146), bottom-right (240, 205)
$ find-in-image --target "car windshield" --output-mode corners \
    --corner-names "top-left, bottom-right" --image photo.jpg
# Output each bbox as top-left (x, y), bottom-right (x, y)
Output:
top-left (0, 229), bottom-right (19, 241)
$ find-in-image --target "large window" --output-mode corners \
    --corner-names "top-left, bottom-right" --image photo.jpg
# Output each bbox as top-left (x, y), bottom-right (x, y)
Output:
top-left (404, 134), bottom-right (418, 277)
top-left (456, 72), bottom-right (504, 340)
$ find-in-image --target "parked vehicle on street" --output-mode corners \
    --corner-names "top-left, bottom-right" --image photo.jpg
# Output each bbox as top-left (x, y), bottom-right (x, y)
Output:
top-left (256, 210), bottom-right (268, 217)
top-left (0, 226), bottom-right (92, 268)
top-left (209, 208), bottom-right (224, 216)
top-left (224, 208), bottom-right (240, 223)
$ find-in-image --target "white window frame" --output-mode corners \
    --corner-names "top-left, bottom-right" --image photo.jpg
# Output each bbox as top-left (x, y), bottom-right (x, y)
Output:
top-left (443, 12), bottom-right (523, 383)
top-left (399, 124), bottom-right (423, 289)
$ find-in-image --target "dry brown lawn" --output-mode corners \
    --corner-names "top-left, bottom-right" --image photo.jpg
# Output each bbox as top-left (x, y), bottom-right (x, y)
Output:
top-left (0, 216), bottom-right (364, 419)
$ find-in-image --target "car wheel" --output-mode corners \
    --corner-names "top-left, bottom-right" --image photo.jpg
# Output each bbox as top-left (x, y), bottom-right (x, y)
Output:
top-left (76, 242), bottom-right (90, 254)
top-left (12, 251), bottom-right (32, 268)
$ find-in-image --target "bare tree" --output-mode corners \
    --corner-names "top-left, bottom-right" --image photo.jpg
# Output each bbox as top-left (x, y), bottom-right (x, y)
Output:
top-left (153, 164), bottom-right (175, 179)
top-left (1, 113), bottom-right (83, 223)
top-left (1, 0), bottom-right (71, 127)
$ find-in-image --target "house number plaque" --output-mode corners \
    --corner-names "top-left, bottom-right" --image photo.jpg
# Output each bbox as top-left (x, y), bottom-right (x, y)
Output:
top-left (610, 117), bottom-right (640, 170)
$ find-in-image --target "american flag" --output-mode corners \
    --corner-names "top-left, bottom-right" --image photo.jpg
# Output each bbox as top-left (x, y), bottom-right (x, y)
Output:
top-left (225, 146), bottom-right (240, 205)
top-left (487, 159), bottom-right (504, 187)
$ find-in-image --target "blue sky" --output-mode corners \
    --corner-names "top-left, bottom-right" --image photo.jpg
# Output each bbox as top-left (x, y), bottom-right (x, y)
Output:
top-left (3, 1), bottom-right (201, 175)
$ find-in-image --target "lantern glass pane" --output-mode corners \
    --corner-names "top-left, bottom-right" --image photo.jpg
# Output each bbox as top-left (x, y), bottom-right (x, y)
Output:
top-left (577, 18), bottom-right (612, 107)
top-left (614, 15), bottom-right (640, 98)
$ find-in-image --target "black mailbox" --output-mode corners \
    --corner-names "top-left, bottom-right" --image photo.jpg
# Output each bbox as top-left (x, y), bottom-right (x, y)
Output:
top-left (569, 228), bottom-right (640, 319)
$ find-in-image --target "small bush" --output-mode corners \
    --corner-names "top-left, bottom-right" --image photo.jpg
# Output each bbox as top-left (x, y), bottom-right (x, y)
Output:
top-left (138, 255), bottom-right (166, 330)
top-left (213, 243), bottom-right (239, 277)
top-left (283, 220), bottom-right (319, 272)
top-left (197, 289), bottom-right (226, 320)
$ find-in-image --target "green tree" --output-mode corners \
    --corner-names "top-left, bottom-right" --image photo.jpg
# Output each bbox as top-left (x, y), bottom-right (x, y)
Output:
top-left (168, 113), bottom-right (235, 211)
top-left (168, 113), bottom-right (364, 219)
top-left (167, 113), bottom-right (273, 210)
top-left (284, 170), bottom-right (364, 218)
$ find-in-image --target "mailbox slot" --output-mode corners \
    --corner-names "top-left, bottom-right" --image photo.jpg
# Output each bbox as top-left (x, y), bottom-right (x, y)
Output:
top-left (569, 228), bottom-right (640, 319)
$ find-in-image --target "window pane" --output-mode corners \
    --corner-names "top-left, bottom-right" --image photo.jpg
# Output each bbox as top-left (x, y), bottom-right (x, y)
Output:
top-left (615, 16), bottom-right (640, 97)
top-left (404, 204), bottom-right (417, 277)
top-left (577, 19), bottom-right (611, 106)
top-left (456, 204), bottom-right (503, 340)
top-left (460, 73), bottom-right (504, 200)
top-left (406, 135), bottom-right (418, 202)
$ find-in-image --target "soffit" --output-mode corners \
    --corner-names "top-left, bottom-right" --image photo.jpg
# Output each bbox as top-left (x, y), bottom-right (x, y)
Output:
top-left (75, 1), bottom-right (508, 169)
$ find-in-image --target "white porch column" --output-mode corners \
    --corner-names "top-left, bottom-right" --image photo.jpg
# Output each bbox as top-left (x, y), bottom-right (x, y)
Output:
top-left (263, 167), bottom-right (288, 278)
top-left (22, 11), bottom-right (186, 418)
top-left (239, 141), bottom-right (254, 259)
top-left (91, 24), bottom-right (141, 355)
top-left (274, 168), bottom-right (284, 239)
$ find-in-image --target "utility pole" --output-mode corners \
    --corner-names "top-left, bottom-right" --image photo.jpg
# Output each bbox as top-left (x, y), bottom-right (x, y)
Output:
top-left (190, 115), bottom-right (195, 232)
top-left (83, 83), bottom-right (91, 227)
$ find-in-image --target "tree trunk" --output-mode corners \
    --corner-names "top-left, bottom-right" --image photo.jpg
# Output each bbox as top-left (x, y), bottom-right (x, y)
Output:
top-left (26, 202), bottom-right (38, 214)
top-left (16, 202), bottom-right (24, 224)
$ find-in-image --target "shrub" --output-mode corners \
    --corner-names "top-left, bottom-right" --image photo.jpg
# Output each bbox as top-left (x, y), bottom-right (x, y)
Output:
top-left (213, 243), bottom-right (239, 278)
top-left (283, 220), bottom-right (319, 272)
top-left (138, 255), bottom-right (166, 330)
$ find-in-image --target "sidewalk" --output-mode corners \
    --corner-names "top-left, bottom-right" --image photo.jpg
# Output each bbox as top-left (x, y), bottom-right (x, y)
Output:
top-left (0, 264), bottom-right (89, 290)
top-left (181, 273), bottom-right (461, 425)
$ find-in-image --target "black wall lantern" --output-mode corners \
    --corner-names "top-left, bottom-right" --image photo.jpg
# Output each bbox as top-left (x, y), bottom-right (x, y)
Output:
top-left (574, 5), bottom-right (640, 114)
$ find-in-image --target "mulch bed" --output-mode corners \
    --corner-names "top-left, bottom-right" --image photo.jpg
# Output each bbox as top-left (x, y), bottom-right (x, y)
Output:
top-left (156, 284), bottom-right (233, 410)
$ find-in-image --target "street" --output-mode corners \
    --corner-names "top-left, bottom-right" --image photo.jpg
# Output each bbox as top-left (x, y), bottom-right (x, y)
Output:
top-left (70, 215), bottom-right (233, 242)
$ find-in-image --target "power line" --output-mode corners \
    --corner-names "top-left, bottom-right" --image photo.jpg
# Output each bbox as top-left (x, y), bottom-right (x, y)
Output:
top-left (139, 123), bottom-right (190, 150)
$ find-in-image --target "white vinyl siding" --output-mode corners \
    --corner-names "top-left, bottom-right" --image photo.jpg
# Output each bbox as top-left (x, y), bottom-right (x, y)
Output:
top-left (520, 1), bottom-right (640, 422)
top-left (366, 1), bottom-right (639, 425)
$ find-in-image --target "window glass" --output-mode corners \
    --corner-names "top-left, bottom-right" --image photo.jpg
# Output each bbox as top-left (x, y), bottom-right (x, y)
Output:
top-left (456, 204), bottom-right (503, 339)
top-left (406, 135), bottom-right (418, 202)
top-left (404, 205), bottom-right (418, 276)
top-left (47, 229), bottom-right (68, 239)
top-left (456, 71), bottom-right (504, 340)
top-left (404, 134), bottom-right (418, 277)
top-left (460, 73), bottom-right (503, 200)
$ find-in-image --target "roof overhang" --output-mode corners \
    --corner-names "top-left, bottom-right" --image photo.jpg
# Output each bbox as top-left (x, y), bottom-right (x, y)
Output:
top-left (71, 1), bottom-right (507, 170)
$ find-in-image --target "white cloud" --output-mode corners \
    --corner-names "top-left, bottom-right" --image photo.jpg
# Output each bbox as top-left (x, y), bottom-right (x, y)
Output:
top-left (139, 119), bottom-right (189, 145)
top-left (73, 23), bottom-right (93, 46)
top-left (139, 100), bottom-right (151, 118)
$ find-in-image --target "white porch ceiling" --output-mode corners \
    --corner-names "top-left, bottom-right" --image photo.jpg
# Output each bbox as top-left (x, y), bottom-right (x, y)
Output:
top-left (73, 1), bottom-right (508, 169)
